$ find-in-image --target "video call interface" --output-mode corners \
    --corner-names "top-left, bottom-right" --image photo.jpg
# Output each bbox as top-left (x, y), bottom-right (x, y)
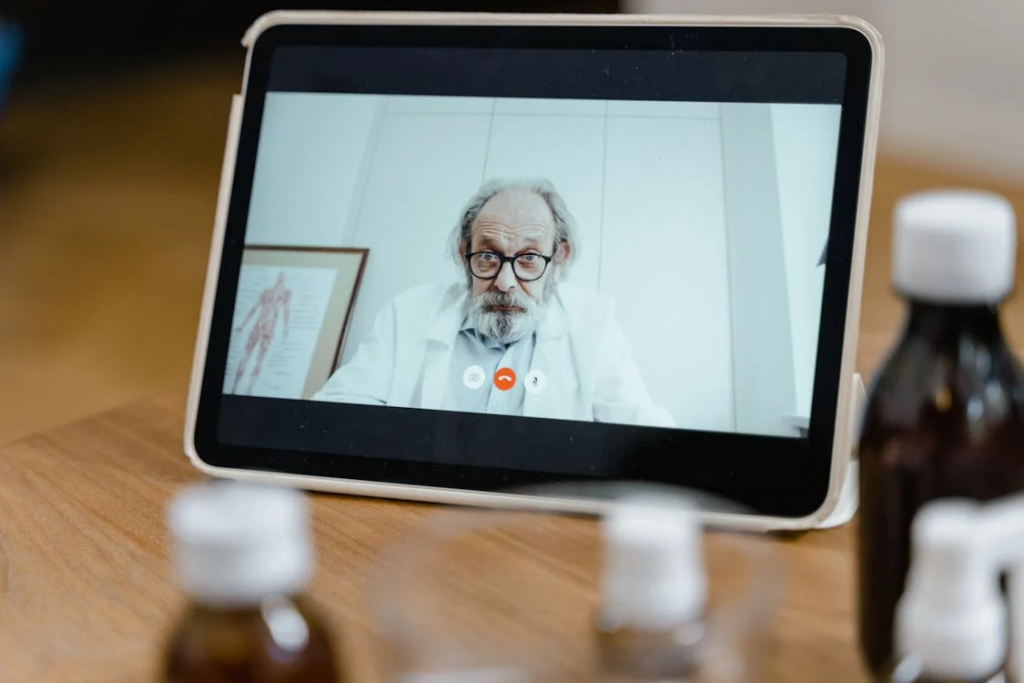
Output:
top-left (223, 77), bottom-right (842, 440)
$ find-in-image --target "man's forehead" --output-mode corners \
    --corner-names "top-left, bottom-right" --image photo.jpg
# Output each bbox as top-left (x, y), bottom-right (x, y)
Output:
top-left (471, 188), bottom-right (555, 238)
top-left (478, 189), bottom-right (553, 223)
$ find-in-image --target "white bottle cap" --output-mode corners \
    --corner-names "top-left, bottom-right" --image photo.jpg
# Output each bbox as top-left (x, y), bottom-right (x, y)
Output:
top-left (599, 495), bottom-right (705, 629)
top-left (167, 481), bottom-right (314, 606)
top-left (893, 190), bottom-right (1017, 304)
top-left (896, 499), bottom-right (1006, 680)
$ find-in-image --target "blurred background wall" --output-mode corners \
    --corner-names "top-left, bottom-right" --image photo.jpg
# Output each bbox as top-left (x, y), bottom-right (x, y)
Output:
top-left (627, 0), bottom-right (1024, 184)
top-left (11, 0), bottom-right (1023, 183)
top-left (3, 0), bottom-right (614, 82)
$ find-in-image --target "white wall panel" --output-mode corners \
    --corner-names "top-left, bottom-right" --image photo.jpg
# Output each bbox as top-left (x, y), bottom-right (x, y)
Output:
top-left (247, 93), bottom-right (379, 247)
top-left (603, 116), bottom-right (734, 432)
top-left (341, 114), bottom-right (493, 365)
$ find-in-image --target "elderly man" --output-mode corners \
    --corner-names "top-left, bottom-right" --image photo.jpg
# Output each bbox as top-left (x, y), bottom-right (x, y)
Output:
top-left (313, 178), bottom-right (674, 428)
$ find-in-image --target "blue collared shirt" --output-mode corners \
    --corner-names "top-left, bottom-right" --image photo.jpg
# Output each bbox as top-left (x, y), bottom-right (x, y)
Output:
top-left (442, 317), bottom-right (536, 416)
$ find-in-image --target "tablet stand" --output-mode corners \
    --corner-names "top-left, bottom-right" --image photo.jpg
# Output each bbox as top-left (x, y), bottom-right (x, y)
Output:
top-left (815, 372), bottom-right (866, 529)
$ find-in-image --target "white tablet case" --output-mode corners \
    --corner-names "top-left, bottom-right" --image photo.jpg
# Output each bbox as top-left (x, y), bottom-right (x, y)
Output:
top-left (184, 11), bottom-right (884, 533)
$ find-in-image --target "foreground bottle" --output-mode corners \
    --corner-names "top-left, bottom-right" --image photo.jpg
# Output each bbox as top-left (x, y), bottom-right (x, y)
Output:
top-left (163, 481), bottom-right (340, 683)
top-left (594, 496), bottom-right (707, 681)
top-left (891, 494), bottom-right (1024, 683)
top-left (858, 190), bottom-right (1024, 677)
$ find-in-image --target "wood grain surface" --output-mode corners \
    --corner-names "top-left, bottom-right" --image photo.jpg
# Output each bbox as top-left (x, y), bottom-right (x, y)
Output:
top-left (0, 397), bottom-right (867, 682)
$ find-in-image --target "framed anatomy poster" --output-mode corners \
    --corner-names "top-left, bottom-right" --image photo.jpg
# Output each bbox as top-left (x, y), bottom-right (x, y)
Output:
top-left (222, 246), bottom-right (368, 400)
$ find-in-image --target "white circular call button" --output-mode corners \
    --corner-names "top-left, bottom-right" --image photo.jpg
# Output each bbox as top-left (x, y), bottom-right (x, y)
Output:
top-left (524, 369), bottom-right (548, 395)
top-left (463, 365), bottom-right (486, 390)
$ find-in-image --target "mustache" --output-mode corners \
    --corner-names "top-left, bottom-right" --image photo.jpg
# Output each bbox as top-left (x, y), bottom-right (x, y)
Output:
top-left (478, 290), bottom-right (533, 311)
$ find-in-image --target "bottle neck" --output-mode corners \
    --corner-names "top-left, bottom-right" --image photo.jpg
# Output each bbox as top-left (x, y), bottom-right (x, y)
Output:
top-left (189, 595), bottom-right (268, 611)
top-left (189, 592), bottom-right (304, 613)
top-left (904, 300), bottom-right (1006, 349)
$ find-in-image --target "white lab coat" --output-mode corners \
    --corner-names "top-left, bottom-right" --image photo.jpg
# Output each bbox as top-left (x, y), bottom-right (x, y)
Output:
top-left (312, 282), bottom-right (675, 428)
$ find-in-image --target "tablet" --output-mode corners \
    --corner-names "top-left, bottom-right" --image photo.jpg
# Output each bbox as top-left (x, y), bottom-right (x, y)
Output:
top-left (185, 11), bottom-right (883, 531)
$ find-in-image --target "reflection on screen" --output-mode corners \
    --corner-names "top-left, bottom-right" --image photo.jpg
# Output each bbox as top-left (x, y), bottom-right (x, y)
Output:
top-left (226, 94), bottom-right (840, 438)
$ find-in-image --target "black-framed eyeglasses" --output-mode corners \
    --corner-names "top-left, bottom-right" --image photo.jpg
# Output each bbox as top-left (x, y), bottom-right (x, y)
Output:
top-left (464, 251), bottom-right (555, 282)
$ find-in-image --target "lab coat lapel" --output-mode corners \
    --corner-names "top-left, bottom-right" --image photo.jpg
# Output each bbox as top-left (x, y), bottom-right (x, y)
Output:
top-left (419, 287), bottom-right (467, 410)
top-left (523, 302), bottom-right (569, 419)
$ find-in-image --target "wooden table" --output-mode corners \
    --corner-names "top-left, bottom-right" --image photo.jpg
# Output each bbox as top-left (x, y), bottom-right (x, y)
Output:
top-left (0, 396), bottom-right (868, 682)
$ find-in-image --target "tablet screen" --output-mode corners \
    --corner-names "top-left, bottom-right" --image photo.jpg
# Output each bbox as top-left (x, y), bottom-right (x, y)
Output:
top-left (230, 89), bottom-right (837, 436)
top-left (198, 25), bottom-right (872, 515)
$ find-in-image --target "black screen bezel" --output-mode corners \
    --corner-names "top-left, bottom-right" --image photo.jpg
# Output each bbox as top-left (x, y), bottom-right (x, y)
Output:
top-left (192, 21), bottom-right (874, 518)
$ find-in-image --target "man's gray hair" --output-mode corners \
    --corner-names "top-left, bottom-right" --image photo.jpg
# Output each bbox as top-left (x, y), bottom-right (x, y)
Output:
top-left (449, 178), bottom-right (578, 270)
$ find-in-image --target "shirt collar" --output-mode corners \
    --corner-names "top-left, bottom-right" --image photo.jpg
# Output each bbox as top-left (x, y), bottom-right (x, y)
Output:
top-left (460, 315), bottom-right (507, 350)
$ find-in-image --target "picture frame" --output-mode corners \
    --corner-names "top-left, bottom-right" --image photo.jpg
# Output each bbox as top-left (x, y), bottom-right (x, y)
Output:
top-left (223, 245), bottom-right (369, 400)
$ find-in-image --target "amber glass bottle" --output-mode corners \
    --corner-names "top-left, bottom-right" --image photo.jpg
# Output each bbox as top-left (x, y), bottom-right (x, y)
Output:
top-left (857, 190), bottom-right (1024, 677)
top-left (163, 481), bottom-right (341, 683)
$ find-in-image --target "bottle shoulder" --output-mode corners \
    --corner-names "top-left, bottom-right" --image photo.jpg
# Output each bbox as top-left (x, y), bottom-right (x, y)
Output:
top-left (860, 336), bottom-right (1024, 438)
top-left (164, 595), bottom-right (338, 682)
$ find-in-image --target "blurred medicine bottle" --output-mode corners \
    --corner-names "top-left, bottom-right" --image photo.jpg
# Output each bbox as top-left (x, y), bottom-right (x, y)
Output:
top-left (594, 497), bottom-right (708, 681)
top-left (857, 190), bottom-right (1024, 677)
top-left (163, 480), bottom-right (342, 683)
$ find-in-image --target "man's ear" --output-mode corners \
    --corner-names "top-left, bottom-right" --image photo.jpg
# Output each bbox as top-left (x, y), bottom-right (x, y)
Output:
top-left (556, 240), bottom-right (571, 265)
top-left (457, 239), bottom-right (467, 262)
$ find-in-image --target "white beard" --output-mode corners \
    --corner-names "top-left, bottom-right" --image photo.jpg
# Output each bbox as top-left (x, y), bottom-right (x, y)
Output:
top-left (468, 288), bottom-right (549, 345)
